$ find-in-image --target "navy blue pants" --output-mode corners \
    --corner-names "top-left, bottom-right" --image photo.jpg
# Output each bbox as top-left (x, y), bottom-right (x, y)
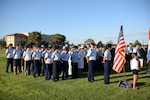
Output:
top-left (53, 61), bottom-right (60, 81)
top-left (88, 60), bottom-right (95, 81)
top-left (26, 60), bottom-right (31, 75)
top-left (104, 61), bottom-right (111, 84)
top-left (42, 62), bottom-right (45, 76)
top-left (6, 58), bottom-right (13, 72)
top-left (71, 62), bottom-right (78, 78)
top-left (62, 61), bottom-right (69, 79)
top-left (31, 60), bottom-right (34, 74)
top-left (33, 60), bottom-right (41, 77)
top-left (45, 64), bottom-right (53, 80)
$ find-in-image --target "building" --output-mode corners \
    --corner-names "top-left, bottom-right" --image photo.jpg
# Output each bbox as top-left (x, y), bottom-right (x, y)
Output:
top-left (5, 32), bottom-right (51, 47)
top-left (5, 33), bottom-right (28, 47)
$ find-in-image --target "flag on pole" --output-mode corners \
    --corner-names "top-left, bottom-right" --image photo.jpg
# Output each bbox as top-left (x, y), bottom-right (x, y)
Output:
top-left (147, 29), bottom-right (150, 60)
top-left (112, 24), bottom-right (126, 73)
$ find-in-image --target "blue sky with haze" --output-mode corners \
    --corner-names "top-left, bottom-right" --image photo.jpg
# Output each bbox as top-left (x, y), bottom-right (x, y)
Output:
top-left (0, 0), bottom-right (150, 45)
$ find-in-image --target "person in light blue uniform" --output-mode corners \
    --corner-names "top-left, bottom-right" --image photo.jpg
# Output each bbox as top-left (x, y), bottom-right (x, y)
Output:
top-left (32, 45), bottom-right (42, 78)
top-left (41, 45), bottom-right (46, 76)
top-left (31, 47), bottom-right (36, 74)
top-left (86, 43), bottom-right (97, 82)
top-left (71, 46), bottom-right (79, 78)
top-left (51, 45), bottom-right (61, 82)
top-left (5, 43), bottom-right (14, 73)
top-left (61, 46), bottom-right (69, 80)
top-left (21, 46), bottom-right (26, 74)
top-left (103, 44), bottom-right (112, 84)
top-left (13, 44), bottom-right (22, 75)
top-left (44, 46), bottom-right (53, 80)
top-left (23, 45), bottom-right (32, 75)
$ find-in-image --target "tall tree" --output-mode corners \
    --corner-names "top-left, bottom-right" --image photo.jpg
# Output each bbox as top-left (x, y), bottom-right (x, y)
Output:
top-left (84, 38), bottom-right (95, 44)
top-left (134, 40), bottom-right (141, 45)
top-left (49, 33), bottom-right (66, 45)
top-left (97, 41), bottom-right (104, 47)
top-left (0, 37), bottom-right (6, 47)
top-left (29, 31), bottom-right (42, 45)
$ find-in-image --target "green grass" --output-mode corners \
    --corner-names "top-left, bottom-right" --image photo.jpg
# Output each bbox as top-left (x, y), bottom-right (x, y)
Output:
top-left (0, 49), bottom-right (150, 100)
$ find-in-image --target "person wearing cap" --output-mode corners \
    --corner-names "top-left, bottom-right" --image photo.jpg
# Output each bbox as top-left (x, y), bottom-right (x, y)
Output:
top-left (130, 52), bottom-right (140, 90)
top-left (51, 45), bottom-right (61, 82)
top-left (44, 46), bottom-right (53, 80)
top-left (86, 43), bottom-right (97, 82)
top-left (71, 46), bottom-right (79, 78)
top-left (13, 44), bottom-right (22, 74)
top-left (68, 46), bottom-right (74, 75)
top-left (102, 44), bottom-right (112, 84)
top-left (32, 45), bottom-right (42, 78)
top-left (5, 43), bottom-right (14, 73)
top-left (60, 46), bottom-right (69, 80)
top-left (41, 45), bottom-right (47, 76)
top-left (21, 46), bottom-right (26, 74)
top-left (78, 45), bottom-right (85, 76)
top-left (22, 45), bottom-right (32, 75)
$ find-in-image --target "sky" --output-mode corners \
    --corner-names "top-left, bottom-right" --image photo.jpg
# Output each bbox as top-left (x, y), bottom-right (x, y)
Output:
top-left (0, 0), bottom-right (150, 45)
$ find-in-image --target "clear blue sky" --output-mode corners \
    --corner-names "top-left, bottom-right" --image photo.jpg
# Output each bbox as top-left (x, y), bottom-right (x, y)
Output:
top-left (0, 0), bottom-right (150, 45)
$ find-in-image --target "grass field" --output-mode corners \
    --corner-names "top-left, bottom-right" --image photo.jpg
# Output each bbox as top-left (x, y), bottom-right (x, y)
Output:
top-left (0, 49), bottom-right (150, 100)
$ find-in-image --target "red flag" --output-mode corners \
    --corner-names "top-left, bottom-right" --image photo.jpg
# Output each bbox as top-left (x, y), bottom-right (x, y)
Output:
top-left (147, 29), bottom-right (150, 60)
top-left (112, 24), bottom-right (126, 73)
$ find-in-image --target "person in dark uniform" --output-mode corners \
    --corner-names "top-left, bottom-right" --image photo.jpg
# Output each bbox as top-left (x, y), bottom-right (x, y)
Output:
top-left (51, 45), bottom-right (61, 82)
top-left (71, 46), bottom-right (79, 79)
top-left (61, 46), bottom-right (69, 80)
top-left (41, 45), bottom-right (46, 76)
top-left (32, 45), bottom-right (42, 78)
top-left (5, 43), bottom-right (14, 73)
top-left (86, 43), bottom-right (97, 82)
top-left (102, 44), bottom-right (112, 84)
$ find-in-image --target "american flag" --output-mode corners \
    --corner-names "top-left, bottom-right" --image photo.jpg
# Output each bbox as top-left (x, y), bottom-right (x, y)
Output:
top-left (112, 24), bottom-right (126, 73)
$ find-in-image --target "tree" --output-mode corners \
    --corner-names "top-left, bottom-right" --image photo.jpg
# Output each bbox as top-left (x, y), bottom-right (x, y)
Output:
top-left (97, 41), bottom-right (104, 47)
top-left (84, 38), bottom-right (95, 44)
top-left (0, 37), bottom-right (6, 46)
top-left (18, 40), bottom-right (25, 46)
top-left (49, 33), bottom-right (66, 45)
top-left (134, 40), bottom-right (141, 45)
top-left (29, 31), bottom-right (42, 45)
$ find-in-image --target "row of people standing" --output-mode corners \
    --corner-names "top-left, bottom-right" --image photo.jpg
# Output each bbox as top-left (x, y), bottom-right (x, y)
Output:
top-left (5, 43), bottom-right (87, 82)
top-left (5, 43), bottom-right (113, 84)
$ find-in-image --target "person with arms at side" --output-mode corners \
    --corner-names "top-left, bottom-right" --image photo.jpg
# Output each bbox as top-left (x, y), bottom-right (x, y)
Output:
top-left (130, 52), bottom-right (140, 90)
top-left (41, 45), bottom-right (47, 76)
top-left (51, 45), bottom-right (61, 82)
top-left (102, 44), bottom-right (112, 84)
top-left (86, 43), bottom-right (97, 82)
top-left (60, 46), bottom-right (69, 80)
top-left (71, 46), bottom-right (79, 79)
top-left (78, 45), bottom-right (85, 76)
top-left (44, 45), bottom-right (53, 80)
top-left (32, 45), bottom-right (42, 78)
top-left (13, 44), bottom-right (22, 75)
top-left (5, 43), bottom-right (14, 73)
top-left (22, 45), bottom-right (32, 76)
